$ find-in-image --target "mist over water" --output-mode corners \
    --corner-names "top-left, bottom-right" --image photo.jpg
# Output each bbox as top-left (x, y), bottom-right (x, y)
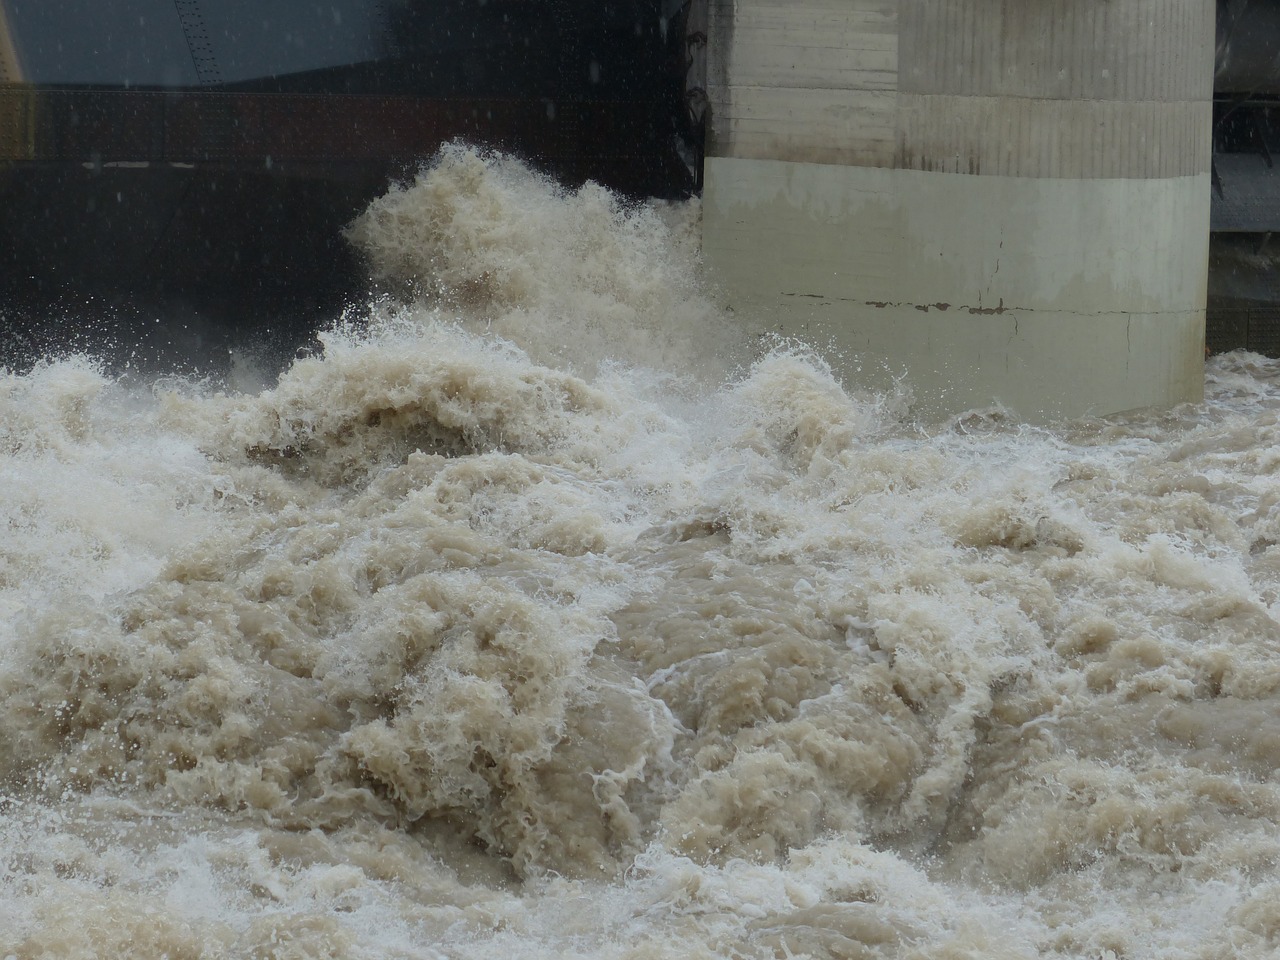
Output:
top-left (3, 145), bottom-right (1280, 958)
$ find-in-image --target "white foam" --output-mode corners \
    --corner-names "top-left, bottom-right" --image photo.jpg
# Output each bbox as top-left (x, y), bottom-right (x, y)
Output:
top-left (3, 146), bottom-right (1280, 957)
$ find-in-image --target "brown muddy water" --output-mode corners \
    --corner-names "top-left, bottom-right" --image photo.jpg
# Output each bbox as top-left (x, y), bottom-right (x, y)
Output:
top-left (2, 145), bottom-right (1278, 959)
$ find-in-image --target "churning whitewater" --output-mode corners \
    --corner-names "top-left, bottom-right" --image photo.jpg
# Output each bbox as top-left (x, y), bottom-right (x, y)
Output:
top-left (3, 145), bottom-right (1280, 959)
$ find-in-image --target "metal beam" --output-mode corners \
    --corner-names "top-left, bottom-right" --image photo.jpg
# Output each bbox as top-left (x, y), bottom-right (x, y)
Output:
top-left (0, 1), bottom-right (23, 84)
top-left (173, 0), bottom-right (223, 86)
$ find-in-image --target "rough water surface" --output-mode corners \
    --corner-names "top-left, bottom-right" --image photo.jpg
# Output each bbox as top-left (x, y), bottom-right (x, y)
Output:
top-left (3, 146), bottom-right (1280, 958)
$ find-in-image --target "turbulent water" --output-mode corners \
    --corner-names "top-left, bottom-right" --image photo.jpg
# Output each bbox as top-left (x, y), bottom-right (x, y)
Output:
top-left (4, 145), bottom-right (1280, 958)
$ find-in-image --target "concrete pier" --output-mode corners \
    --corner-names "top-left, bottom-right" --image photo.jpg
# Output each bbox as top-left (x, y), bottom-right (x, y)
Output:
top-left (701, 0), bottom-right (1215, 420)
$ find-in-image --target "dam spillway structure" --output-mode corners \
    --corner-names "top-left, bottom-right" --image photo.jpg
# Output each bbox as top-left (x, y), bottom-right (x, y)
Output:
top-left (698, 0), bottom-right (1217, 421)
top-left (0, 0), bottom-right (1246, 418)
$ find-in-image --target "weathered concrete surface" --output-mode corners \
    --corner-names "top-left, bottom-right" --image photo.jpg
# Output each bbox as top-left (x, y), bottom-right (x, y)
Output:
top-left (703, 0), bottom-right (1214, 421)
top-left (704, 158), bottom-right (1210, 419)
top-left (707, 0), bottom-right (898, 167)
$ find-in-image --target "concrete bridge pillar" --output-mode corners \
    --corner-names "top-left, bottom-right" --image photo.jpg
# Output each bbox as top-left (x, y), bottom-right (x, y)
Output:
top-left (701, 0), bottom-right (1215, 420)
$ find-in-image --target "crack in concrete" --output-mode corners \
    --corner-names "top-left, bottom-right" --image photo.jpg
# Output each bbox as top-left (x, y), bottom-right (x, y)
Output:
top-left (777, 293), bottom-right (1199, 321)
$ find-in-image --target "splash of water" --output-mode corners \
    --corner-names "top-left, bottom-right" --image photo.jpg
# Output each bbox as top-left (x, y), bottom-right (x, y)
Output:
top-left (2, 146), bottom-right (1279, 958)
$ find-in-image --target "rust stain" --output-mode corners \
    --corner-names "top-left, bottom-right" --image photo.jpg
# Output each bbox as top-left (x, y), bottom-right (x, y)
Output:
top-left (966, 299), bottom-right (1007, 315)
top-left (867, 300), bottom-right (954, 312)
top-left (783, 296), bottom-right (1006, 316)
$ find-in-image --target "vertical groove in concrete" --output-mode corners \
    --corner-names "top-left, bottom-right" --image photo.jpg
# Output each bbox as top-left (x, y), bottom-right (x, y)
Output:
top-left (707, 0), bottom-right (1213, 179)
top-left (702, 0), bottom-right (1215, 420)
top-left (895, 0), bottom-right (1214, 180)
top-left (706, 0), bottom-right (899, 164)
top-left (895, 97), bottom-right (1212, 180)
top-left (899, 0), bottom-right (1213, 102)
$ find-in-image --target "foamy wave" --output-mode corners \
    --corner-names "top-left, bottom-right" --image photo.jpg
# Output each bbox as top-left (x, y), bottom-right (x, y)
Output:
top-left (345, 142), bottom-right (745, 379)
top-left (5, 150), bottom-right (1280, 957)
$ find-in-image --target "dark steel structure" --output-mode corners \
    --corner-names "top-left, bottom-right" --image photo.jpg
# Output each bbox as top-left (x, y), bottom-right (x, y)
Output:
top-left (1210, 0), bottom-right (1280, 354)
top-left (0, 1), bottom-right (702, 369)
